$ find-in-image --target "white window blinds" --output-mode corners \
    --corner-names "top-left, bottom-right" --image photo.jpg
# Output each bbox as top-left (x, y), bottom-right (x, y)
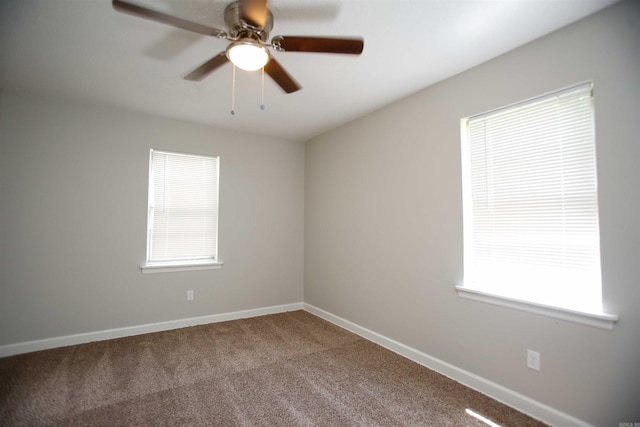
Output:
top-left (461, 83), bottom-right (602, 312)
top-left (147, 150), bottom-right (219, 263)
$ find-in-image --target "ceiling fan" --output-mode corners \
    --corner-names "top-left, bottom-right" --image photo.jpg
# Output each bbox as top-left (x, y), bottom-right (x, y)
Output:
top-left (112, 0), bottom-right (364, 94)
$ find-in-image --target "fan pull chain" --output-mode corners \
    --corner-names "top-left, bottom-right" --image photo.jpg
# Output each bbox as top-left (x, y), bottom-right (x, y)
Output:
top-left (260, 67), bottom-right (265, 110)
top-left (230, 64), bottom-right (236, 115)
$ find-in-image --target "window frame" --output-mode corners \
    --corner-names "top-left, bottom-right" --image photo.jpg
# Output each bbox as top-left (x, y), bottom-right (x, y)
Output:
top-left (140, 149), bottom-right (223, 274)
top-left (456, 83), bottom-right (617, 329)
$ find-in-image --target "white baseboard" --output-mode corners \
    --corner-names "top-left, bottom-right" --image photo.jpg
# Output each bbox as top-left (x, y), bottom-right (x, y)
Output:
top-left (303, 303), bottom-right (593, 427)
top-left (0, 302), bottom-right (303, 358)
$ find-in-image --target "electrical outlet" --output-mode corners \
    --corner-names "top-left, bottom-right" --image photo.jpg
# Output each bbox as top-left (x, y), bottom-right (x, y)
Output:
top-left (187, 290), bottom-right (194, 301)
top-left (527, 349), bottom-right (541, 371)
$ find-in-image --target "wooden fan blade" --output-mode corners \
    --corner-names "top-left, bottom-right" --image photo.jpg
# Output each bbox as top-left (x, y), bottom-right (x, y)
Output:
top-left (240, 0), bottom-right (268, 28)
top-left (184, 53), bottom-right (229, 81)
top-left (274, 36), bottom-right (364, 54)
top-left (264, 58), bottom-right (301, 94)
top-left (113, 0), bottom-right (225, 37)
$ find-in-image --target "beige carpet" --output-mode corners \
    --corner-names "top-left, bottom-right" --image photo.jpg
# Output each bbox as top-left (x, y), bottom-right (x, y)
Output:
top-left (0, 310), bottom-right (546, 426)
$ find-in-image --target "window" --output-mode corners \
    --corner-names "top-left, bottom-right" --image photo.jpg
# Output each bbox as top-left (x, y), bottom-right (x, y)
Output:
top-left (141, 149), bottom-right (221, 273)
top-left (457, 83), bottom-right (617, 328)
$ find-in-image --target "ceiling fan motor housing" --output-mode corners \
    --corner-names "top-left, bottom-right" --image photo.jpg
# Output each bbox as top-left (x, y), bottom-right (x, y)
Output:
top-left (224, 1), bottom-right (273, 42)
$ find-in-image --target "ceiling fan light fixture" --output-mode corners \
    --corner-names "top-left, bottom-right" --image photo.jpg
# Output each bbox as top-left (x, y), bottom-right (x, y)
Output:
top-left (226, 40), bottom-right (270, 71)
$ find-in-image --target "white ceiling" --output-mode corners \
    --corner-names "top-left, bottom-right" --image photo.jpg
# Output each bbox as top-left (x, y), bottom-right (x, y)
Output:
top-left (0, 0), bottom-right (619, 142)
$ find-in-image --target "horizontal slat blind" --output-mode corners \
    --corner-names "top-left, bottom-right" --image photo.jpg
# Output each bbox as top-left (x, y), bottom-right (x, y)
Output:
top-left (463, 84), bottom-right (602, 311)
top-left (148, 150), bottom-right (219, 262)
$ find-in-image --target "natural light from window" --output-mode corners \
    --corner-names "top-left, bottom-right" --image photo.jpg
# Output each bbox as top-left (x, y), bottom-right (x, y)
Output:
top-left (141, 149), bottom-right (221, 273)
top-left (465, 408), bottom-right (502, 427)
top-left (459, 83), bottom-right (605, 316)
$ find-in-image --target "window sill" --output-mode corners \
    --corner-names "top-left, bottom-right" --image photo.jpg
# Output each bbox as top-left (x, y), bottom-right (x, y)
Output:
top-left (455, 286), bottom-right (618, 330)
top-left (141, 260), bottom-right (223, 274)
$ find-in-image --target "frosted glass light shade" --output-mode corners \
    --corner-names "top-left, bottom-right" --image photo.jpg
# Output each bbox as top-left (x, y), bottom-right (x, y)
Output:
top-left (227, 41), bottom-right (269, 71)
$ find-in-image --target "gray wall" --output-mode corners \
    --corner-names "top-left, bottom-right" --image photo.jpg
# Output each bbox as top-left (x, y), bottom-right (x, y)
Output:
top-left (305, 1), bottom-right (639, 426)
top-left (0, 90), bottom-right (304, 345)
